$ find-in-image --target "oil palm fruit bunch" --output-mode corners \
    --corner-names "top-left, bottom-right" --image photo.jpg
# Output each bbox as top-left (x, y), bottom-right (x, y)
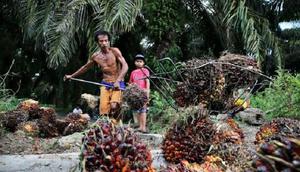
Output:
top-left (173, 54), bottom-right (258, 109)
top-left (255, 118), bottom-right (300, 144)
top-left (219, 53), bottom-right (258, 90)
top-left (80, 118), bottom-right (154, 172)
top-left (210, 68), bottom-right (225, 102)
top-left (123, 84), bottom-right (148, 110)
top-left (55, 119), bottom-right (69, 135)
top-left (213, 118), bottom-right (244, 145)
top-left (251, 137), bottom-right (300, 172)
top-left (173, 59), bottom-right (215, 107)
top-left (17, 99), bottom-right (40, 120)
top-left (164, 156), bottom-right (224, 172)
top-left (37, 107), bottom-right (58, 138)
top-left (17, 121), bottom-right (39, 136)
top-left (211, 118), bottom-right (250, 168)
top-left (63, 113), bottom-right (88, 135)
top-left (1, 109), bottom-right (29, 131)
top-left (37, 107), bottom-right (56, 123)
top-left (162, 110), bottom-right (215, 163)
top-left (172, 84), bottom-right (198, 107)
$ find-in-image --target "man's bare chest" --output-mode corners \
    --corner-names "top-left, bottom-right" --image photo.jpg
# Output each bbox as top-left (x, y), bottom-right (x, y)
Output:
top-left (94, 52), bottom-right (116, 67)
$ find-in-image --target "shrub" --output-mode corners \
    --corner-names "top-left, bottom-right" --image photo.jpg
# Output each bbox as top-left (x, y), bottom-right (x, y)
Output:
top-left (251, 71), bottom-right (300, 119)
top-left (147, 91), bottom-right (178, 133)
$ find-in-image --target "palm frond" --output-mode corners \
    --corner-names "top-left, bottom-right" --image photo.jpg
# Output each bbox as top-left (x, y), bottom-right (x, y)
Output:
top-left (34, 1), bottom-right (58, 50)
top-left (95, 0), bottom-right (143, 32)
top-left (68, 0), bottom-right (90, 31)
top-left (17, 0), bottom-right (39, 39)
top-left (223, 0), bottom-right (282, 68)
top-left (15, 0), bottom-right (143, 68)
top-left (45, 5), bottom-right (77, 69)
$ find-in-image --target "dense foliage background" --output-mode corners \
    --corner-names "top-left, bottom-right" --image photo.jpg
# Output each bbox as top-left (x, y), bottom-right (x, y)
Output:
top-left (1, 0), bottom-right (299, 118)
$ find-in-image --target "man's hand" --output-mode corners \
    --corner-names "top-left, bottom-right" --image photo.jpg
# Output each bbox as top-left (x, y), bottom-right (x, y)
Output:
top-left (113, 81), bottom-right (120, 89)
top-left (64, 75), bottom-right (72, 81)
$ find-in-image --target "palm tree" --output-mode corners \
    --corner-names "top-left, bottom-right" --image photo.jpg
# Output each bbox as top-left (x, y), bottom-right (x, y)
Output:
top-left (13, 0), bottom-right (143, 69)
top-left (181, 0), bottom-right (300, 69)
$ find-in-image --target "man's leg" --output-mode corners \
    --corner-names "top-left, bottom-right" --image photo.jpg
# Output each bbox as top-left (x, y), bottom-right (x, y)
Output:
top-left (110, 90), bottom-right (122, 119)
top-left (99, 87), bottom-right (111, 116)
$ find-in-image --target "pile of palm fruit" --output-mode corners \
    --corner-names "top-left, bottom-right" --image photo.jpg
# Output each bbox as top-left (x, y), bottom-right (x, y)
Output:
top-left (210, 118), bottom-right (253, 170)
top-left (255, 118), bottom-right (300, 144)
top-left (16, 121), bottom-right (39, 137)
top-left (173, 53), bottom-right (259, 109)
top-left (123, 84), bottom-right (148, 110)
top-left (0, 99), bottom-right (88, 137)
top-left (80, 118), bottom-right (154, 172)
top-left (251, 137), bottom-right (300, 171)
top-left (62, 113), bottom-right (88, 135)
top-left (162, 110), bottom-right (215, 163)
top-left (163, 157), bottom-right (224, 172)
top-left (17, 99), bottom-right (40, 119)
top-left (249, 118), bottom-right (300, 171)
top-left (162, 109), bottom-right (249, 170)
top-left (36, 107), bottom-right (59, 137)
top-left (0, 109), bottom-right (29, 132)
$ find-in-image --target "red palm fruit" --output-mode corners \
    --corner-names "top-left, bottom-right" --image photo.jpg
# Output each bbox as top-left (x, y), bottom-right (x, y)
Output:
top-left (80, 118), bottom-right (154, 172)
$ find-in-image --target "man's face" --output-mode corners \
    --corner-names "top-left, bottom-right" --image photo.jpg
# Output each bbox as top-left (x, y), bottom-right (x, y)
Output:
top-left (97, 35), bottom-right (109, 48)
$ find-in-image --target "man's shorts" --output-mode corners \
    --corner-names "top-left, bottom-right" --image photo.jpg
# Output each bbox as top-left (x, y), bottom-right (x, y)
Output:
top-left (136, 107), bottom-right (149, 114)
top-left (99, 82), bottom-right (124, 115)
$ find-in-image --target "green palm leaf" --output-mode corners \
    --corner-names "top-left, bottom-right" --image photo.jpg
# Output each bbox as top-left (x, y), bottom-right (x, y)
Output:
top-left (223, 0), bottom-right (282, 68)
top-left (14, 0), bottom-right (143, 68)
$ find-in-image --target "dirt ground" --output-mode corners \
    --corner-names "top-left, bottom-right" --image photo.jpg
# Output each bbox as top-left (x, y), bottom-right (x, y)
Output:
top-left (0, 131), bottom-right (81, 155)
top-left (0, 119), bottom-right (260, 156)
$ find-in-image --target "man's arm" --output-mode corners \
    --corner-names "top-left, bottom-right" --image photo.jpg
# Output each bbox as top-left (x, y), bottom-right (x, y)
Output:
top-left (64, 55), bottom-right (95, 80)
top-left (112, 48), bottom-right (128, 81)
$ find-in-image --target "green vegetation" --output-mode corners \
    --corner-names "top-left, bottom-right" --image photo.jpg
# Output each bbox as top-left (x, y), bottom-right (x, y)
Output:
top-left (147, 91), bottom-right (177, 133)
top-left (251, 71), bottom-right (300, 119)
top-left (0, 97), bottom-right (20, 112)
top-left (1, 0), bottom-right (300, 109)
top-left (0, 61), bottom-right (21, 112)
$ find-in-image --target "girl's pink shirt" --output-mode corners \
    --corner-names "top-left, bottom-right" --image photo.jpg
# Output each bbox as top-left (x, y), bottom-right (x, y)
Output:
top-left (129, 68), bottom-right (150, 89)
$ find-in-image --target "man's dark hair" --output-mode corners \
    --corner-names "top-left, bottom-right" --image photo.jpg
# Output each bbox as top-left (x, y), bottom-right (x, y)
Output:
top-left (94, 30), bottom-right (111, 42)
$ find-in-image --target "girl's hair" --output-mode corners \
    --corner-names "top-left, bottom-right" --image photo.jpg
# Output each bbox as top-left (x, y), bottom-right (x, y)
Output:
top-left (134, 54), bottom-right (145, 63)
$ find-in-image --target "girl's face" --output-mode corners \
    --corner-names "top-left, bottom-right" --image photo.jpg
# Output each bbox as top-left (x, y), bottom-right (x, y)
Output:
top-left (134, 59), bottom-right (145, 68)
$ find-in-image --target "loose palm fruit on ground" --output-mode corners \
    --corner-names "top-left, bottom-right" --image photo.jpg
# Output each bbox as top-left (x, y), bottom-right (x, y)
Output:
top-left (163, 157), bottom-right (224, 172)
top-left (62, 113), bottom-right (88, 135)
top-left (1, 109), bottom-right (29, 131)
top-left (255, 118), bottom-right (300, 144)
top-left (80, 118), bottom-right (154, 172)
top-left (55, 119), bottom-right (70, 135)
top-left (211, 119), bottom-right (252, 170)
top-left (251, 137), bottom-right (300, 172)
top-left (37, 107), bottom-right (58, 138)
top-left (17, 121), bottom-right (39, 136)
top-left (17, 99), bottom-right (40, 120)
top-left (213, 118), bottom-right (244, 144)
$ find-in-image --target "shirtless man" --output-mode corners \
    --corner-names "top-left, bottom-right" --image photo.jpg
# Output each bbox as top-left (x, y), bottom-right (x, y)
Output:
top-left (64, 31), bottom-right (128, 117)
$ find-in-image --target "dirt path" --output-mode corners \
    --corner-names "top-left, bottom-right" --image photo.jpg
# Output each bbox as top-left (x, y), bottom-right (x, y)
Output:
top-left (0, 119), bottom-right (260, 171)
top-left (237, 121), bottom-right (260, 150)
